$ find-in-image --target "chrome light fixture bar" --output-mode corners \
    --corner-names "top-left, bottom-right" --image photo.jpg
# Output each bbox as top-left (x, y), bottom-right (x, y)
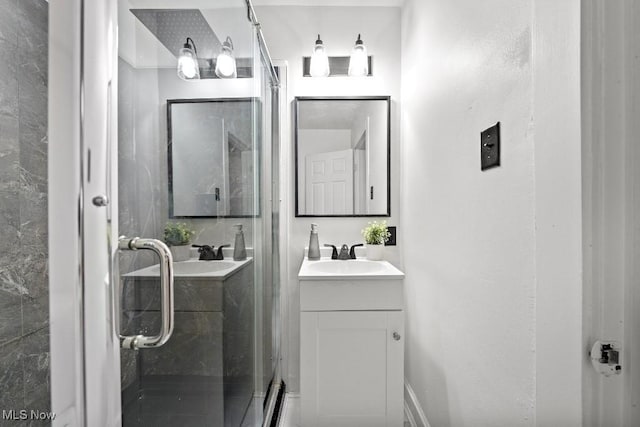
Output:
top-left (303, 34), bottom-right (373, 77)
top-left (303, 56), bottom-right (373, 77)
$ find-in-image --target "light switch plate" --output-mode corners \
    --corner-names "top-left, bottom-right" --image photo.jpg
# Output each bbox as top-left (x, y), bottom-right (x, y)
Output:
top-left (481, 122), bottom-right (500, 171)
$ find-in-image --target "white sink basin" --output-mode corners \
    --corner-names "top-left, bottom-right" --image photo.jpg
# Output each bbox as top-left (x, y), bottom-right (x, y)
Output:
top-left (124, 258), bottom-right (252, 279)
top-left (298, 257), bottom-right (405, 311)
top-left (298, 258), bottom-right (404, 280)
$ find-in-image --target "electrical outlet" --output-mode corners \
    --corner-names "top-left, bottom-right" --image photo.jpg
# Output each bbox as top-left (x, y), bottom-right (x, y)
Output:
top-left (385, 226), bottom-right (397, 246)
top-left (481, 122), bottom-right (500, 171)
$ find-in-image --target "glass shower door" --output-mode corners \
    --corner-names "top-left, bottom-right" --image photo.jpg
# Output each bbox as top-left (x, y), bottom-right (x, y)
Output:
top-left (114, 1), bottom-right (276, 425)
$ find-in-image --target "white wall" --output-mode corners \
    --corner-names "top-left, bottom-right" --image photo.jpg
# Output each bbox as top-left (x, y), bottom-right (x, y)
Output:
top-left (255, 5), bottom-right (401, 392)
top-left (401, 0), bottom-right (582, 425)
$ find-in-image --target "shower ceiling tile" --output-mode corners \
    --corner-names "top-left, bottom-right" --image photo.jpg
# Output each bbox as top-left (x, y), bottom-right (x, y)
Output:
top-left (131, 9), bottom-right (222, 60)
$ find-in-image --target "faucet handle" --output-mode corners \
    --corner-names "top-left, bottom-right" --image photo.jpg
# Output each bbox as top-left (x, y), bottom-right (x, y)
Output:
top-left (324, 244), bottom-right (338, 259)
top-left (349, 243), bottom-right (364, 259)
top-left (215, 244), bottom-right (230, 260)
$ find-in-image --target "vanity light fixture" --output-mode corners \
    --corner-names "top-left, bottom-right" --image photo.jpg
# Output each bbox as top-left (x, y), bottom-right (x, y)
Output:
top-left (177, 37), bottom-right (200, 81)
top-left (348, 34), bottom-right (368, 77)
top-left (303, 34), bottom-right (372, 77)
top-left (215, 37), bottom-right (238, 79)
top-left (309, 34), bottom-right (330, 77)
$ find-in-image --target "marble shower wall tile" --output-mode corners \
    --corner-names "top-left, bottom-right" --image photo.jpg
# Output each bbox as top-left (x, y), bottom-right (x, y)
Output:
top-left (0, 179), bottom-right (23, 354)
top-left (0, 0), bottom-right (50, 418)
top-left (0, 0), bottom-right (18, 45)
top-left (22, 327), bottom-right (50, 409)
top-left (0, 39), bottom-right (19, 190)
top-left (0, 340), bottom-right (24, 410)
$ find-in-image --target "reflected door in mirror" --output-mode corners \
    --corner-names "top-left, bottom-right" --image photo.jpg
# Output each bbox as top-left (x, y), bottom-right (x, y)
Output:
top-left (295, 96), bottom-right (390, 217)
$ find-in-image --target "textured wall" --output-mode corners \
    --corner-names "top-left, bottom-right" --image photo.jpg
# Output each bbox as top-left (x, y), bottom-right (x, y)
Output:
top-left (401, 0), bottom-right (536, 425)
top-left (401, 0), bottom-right (583, 425)
top-left (0, 0), bottom-right (50, 416)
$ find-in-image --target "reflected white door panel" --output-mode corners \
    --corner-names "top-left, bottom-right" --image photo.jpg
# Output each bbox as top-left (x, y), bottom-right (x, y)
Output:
top-left (305, 149), bottom-right (354, 215)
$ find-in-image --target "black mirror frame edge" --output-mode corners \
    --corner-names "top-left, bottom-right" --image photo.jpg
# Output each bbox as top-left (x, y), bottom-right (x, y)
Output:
top-left (293, 95), bottom-right (392, 218)
top-left (167, 97), bottom-right (261, 219)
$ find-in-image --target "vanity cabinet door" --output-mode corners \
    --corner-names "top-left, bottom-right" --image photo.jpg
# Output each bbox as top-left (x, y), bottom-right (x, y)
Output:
top-left (300, 310), bottom-right (404, 427)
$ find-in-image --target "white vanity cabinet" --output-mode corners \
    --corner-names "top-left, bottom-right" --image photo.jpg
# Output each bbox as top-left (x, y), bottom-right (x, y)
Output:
top-left (299, 258), bottom-right (405, 427)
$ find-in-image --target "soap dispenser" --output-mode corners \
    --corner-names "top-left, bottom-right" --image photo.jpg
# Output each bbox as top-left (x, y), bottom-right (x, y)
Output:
top-left (308, 223), bottom-right (321, 260)
top-left (233, 224), bottom-right (247, 261)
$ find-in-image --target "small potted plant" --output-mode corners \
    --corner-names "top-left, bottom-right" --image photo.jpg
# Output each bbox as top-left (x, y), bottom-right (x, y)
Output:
top-left (361, 221), bottom-right (391, 261)
top-left (164, 222), bottom-right (195, 262)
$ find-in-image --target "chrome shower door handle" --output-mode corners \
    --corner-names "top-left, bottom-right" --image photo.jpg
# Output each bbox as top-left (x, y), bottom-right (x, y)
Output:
top-left (118, 237), bottom-right (175, 349)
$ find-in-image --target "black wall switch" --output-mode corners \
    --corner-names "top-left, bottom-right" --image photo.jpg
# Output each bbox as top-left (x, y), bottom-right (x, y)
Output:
top-left (385, 226), bottom-right (397, 246)
top-left (481, 122), bottom-right (500, 171)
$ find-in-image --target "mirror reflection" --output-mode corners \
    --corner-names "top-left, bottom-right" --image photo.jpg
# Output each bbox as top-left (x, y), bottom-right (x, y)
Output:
top-left (168, 99), bottom-right (258, 217)
top-left (295, 97), bottom-right (390, 217)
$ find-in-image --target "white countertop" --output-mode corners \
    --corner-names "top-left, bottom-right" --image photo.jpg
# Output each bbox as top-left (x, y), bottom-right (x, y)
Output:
top-left (298, 257), bottom-right (405, 281)
top-left (124, 257), bottom-right (253, 280)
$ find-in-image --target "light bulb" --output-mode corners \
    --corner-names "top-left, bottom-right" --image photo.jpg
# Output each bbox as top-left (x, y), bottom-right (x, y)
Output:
top-left (348, 34), bottom-right (369, 77)
top-left (310, 35), bottom-right (330, 77)
top-left (215, 37), bottom-right (237, 79)
top-left (177, 39), bottom-right (200, 81)
top-left (178, 54), bottom-right (198, 79)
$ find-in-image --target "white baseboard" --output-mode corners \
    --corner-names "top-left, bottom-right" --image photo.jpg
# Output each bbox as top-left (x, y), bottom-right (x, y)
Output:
top-left (404, 381), bottom-right (431, 427)
top-left (278, 393), bottom-right (299, 427)
top-left (280, 389), bottom-right (427, 427)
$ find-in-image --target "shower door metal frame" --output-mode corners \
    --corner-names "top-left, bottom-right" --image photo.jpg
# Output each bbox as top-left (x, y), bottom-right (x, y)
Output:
top-left (49, 0), bottom-right (121, 425)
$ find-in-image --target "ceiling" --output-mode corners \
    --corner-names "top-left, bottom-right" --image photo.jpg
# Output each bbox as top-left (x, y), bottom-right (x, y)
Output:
top-left (125, 0), bottom-right (402, 9)
top-left (252, 0), bottom-right (403, 5)
top-left (130, 9), bottom-right (222, 60)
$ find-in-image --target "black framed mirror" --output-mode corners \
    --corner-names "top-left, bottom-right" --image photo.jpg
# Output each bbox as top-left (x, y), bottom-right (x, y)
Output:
top-left (294, 96), bottom-right (391, 217)
top-left (167, 98), bottom-right (259, 218)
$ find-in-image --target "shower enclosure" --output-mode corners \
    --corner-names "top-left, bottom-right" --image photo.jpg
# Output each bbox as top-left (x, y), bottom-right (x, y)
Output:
top-left (48, 0), bottom-right (282, 425)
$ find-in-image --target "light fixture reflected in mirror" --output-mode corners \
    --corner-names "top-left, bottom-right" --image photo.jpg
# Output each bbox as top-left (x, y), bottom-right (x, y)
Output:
top-left (215, 37), bottom-right (237, 79)
top-left (177, 37), bottom-right (200, 81)
top-left (310, 34), bottom-right (330, 77)
top-left (348, 34), bottom-right (368, 77)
